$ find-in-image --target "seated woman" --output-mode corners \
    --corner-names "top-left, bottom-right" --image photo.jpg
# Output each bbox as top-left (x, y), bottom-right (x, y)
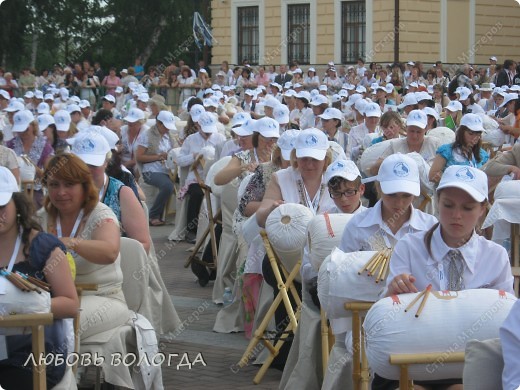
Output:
top-left (429, 114), bottom-right (489, 184)
top-left (283, 159), bottom-right (367, 390)
top-left (38, 154), bottom-right (129, 341)
top-left (256, 128), bottom-right (336, 368)
top-left (382, 165), bottom-right (513, 390)
top-left (0, 167), bottom-right (78, 389)
top-left (72, 127), bottom-right (180, 336)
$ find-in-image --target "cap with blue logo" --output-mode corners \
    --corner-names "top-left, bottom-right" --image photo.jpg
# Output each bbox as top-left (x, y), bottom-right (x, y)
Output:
top-left (277, 129), bottom-right (299, 161)
top-left (377, 153), bottom-right (420, 196)
top-left (294, 128), bottom-right (329, 160)
top-left (437, 165), bottom-right (487, 202)
top-left (324, 159), bottom-right (361, 183)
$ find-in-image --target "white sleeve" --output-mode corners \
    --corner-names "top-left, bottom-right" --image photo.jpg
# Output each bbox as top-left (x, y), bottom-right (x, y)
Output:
top-left (176, 137), bottom-right (195, 167)
top-left (136, 131), bottom-right (149, 148)
top-left (501, 299), bottom-right (520, 390)
top-left (339, 218), bottom-right (363, 253)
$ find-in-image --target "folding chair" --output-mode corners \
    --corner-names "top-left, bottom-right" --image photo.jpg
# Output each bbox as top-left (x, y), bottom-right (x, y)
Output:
top-left (237, 230), bottom-right (302, 384)
top-left (0, 313), bottom-right (54, 390)
top-left (389, 352), bottom-right (465, 390)
top-left (184, 156), bottom-right (222, 271)
top-left (344, 302), bottom-right (373, 390)
top-left (320, 308), bottom-right (334, 377)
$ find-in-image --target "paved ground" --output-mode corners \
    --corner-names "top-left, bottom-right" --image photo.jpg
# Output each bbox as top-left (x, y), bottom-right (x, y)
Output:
top-left (150, 223), bottom-right (283, 390)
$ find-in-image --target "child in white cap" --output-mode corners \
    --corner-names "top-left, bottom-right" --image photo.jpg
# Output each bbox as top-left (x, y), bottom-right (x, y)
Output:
top-left (376, 165), bottom-right (513, 390)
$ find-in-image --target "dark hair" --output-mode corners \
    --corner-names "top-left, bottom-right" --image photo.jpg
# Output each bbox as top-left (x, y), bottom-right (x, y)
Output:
top-left (92, 109), bottom-right (113, 125)
top-left (252, 132), bottom-right (260, 148)
top-left (12, 192), bottom-right (42, 257)
top-left (327, 176), bottom-right (361, 192)
top-left (453, 125), bottom-right (483, 163)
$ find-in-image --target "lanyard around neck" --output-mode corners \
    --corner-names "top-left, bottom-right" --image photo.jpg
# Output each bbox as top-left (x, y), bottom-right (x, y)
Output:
top-left (7, 230), bottom-right (22, 272)
top-left (57, 209), bottom-right (84, 239)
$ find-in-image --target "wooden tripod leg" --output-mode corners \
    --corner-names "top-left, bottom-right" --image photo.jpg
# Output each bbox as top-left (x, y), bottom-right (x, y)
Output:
top-left (237, 286), bottom-right (286, 368)
top-left (351, 308), bottom-right (362, 390)
top-left (280, 260), bottom-right (303, 308)
top-left (321, 308), bottom-right (330, 377)
top-left (205, 188), bottom-right (220, 268)
top-left (261, 232), bottom-right (298, 330)
top-left (184, 224), bottom-right (211, 268)
top-left (360, 321), bottom-right (370, 390)
top-left (253, 306), bottom-right (302, 385)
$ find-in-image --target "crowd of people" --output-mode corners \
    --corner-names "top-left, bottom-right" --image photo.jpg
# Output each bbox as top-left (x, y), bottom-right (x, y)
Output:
top-left (1, 54), bottom-right (520, 389)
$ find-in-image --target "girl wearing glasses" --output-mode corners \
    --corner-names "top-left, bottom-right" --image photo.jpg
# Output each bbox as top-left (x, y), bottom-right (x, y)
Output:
top-left (429, 114), bottom-right (489, 184)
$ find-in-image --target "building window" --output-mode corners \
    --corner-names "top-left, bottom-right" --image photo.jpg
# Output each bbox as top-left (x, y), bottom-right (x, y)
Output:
top-left (341, 1), bottom-right (366, 63)
top-left (237, 6), bottom-right (259, 65)
top-left (287, 4), bottom-right (310, 65)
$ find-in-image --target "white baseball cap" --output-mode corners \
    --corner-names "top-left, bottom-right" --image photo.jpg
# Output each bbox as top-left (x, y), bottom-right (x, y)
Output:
top-left (203, 97), bottom-right (219, 108)
top-left (319, 85), bottom-right (328, 92)
top-left (384, 83), bottom-right (395, 94)
top-left (499, 93), bottom-right (518, 108)
top-left (444, 100), bottom-right (463, 112)
top-left (79, 100), bottom-right (91, 109)
top-left (70, 130), bottom-right (111, 167)
top-left (295, 91), bottom-right (311, 103)
top-left (407, 61), bottom-right (415, 66)
top-left (294, 128), bottom-right (329, 160)
top-left (0, 90), bottom-right (10, 100)
top-left (138, 93), bottom-right (150, 103)
top-left (397, 93), bottom-right (418, 109)
top-left (4, 100), bottom-right (24, 112)
top-left (255, 117), bottom-right (280, 138)
top-left (198, 112), bottom-right (218, 133)
top-left (408, 82), bottom-right (418, 89)
top-left (12, 110), bottom-right (35, 132)
top-left (189, 104), bottom-right (206, 122)
top-left (231, 112), bottom-right (251, 128)
top-left (44, 93), bottom-right (54, 101)
top-left (54, 110), bottom-right (71, 131)
top-left (68, 125), bottom-right (119, 150)
top-left (346, 93), bottom-right (362, 107)
top-left (233, 118), bottom-right (257, 137)
top-left (37, 114), bottom-right (55, 130)
top-left (157, 110), bottom-right (177, 130)
top-left (319, 107), bottom-right (343, 121)
top-left (37, 102), bottom-right (50, 115)
top-left (124, 107), bottom-right (145, 123)
top-left (0, 167), bottom-right (19, 206)
top-left (324, 159), bottom-right (361, 183)
top-left (66, 104), bottom-right (81, 114)
top-left (273, 104), bottom-right (290, 124)
top-left (270, 82), bottom-right (282, 91)
top-left (24, 91), bottom-right (34, 99)
top-left (277, 129), bottom-right (299, 160)
top-left (103, 94), bottom-right (116, 103)
top-left (406, 109), bottom-right (428, 129)
top-left (263, 96), bottom-right (280, 109)
top-left (457, 87), bottom-right (472, 101)
top-left (284, 89), bottom-right (297, 98)
top-left (309, 95), bottom-right (329, 106)
top-left (422, 107), bottom-right (440, 121)
top-left (120, 68), bottom-right (128, 74)
top-left (460, 113), bottom-right (485, 132)
top-left (69, 96), bottom-right (80, 104)
top-left (437, 165), bottom-right (488, 202)
top-left (415, 91), bottom-right (432, 102)
top-left (377, 153), bottom-right (420, 196)
top-left (490, 56), bottom-right (497, 62)
top-left (354, 98), bottom-right (368, 115)
top-left (363, 102), bottom-right (382, 118)
top-left (115, 86), bottom-right (124, 94)
top-left (355, 85), bottom-right (367, 94)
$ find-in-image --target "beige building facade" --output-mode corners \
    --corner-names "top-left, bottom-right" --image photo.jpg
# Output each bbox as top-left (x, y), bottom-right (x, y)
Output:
top-left (210, 0), bottom-right (520, 66)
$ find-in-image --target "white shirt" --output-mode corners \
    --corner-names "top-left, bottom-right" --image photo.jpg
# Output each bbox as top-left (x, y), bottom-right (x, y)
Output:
top-left (121, 124), bottom-right (150, 165)
top-left (387, 225), bottom-right (514, 294)
top-left (301, 204), bottom-right (367, 282)
top-left (137, 130), bottom-right (172, 174)
top-left (332, 201), bottom-right (437, 335)
top-left (176, 131), bottom-right (226, 183)
top-left (381, 136), bottom-right (441, 165)
top-left (346, 122), bottom-right (372, 160)
top-left (466, 103), bottom-right (485, 114)
top-left (501, 299), bottom-right (520, 390)
top-left (339, 200), bottom-right (438, 253)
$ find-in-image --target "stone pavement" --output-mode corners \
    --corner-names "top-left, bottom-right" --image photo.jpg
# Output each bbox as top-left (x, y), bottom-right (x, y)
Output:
top-left (150, 224), bottom-right (283, 390)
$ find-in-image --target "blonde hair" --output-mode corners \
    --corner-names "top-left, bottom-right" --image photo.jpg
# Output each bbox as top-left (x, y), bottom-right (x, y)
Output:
top-left (289, 148), bottom-right (332, 173)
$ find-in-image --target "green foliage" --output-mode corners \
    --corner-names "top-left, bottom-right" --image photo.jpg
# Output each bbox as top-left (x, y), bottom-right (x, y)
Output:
top-left (0, 0), bottom-right (211, 73)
